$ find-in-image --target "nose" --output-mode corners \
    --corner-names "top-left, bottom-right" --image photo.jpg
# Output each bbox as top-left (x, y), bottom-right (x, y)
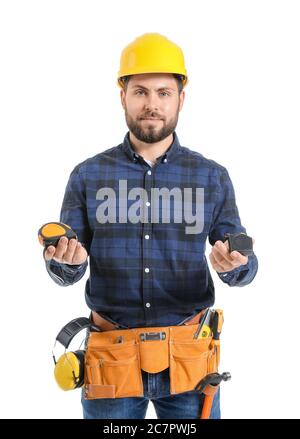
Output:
top-left (144, 92), bottom-right (159, 112)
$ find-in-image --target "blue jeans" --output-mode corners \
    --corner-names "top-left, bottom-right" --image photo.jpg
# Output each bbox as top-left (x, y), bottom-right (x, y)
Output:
top-left (81, 367), bottom-right (221, 419)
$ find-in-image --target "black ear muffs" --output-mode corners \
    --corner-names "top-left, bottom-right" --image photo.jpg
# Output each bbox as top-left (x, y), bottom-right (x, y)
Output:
top-left (52, 317), bottom-right (101, 391)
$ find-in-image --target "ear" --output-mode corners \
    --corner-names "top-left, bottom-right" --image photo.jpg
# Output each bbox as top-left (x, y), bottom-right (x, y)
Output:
top-left (120, 89), bottom-right (126, 110)
top-left (179, 90), bottom-right (185, 111)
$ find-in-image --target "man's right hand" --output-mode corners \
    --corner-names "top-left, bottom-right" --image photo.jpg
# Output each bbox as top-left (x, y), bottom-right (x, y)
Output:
top-left (44, 236), bottom-right (88, 265)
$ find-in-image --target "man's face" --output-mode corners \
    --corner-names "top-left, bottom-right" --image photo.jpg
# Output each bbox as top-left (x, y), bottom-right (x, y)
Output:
top-left (120, 73), bottom-right (185, 143)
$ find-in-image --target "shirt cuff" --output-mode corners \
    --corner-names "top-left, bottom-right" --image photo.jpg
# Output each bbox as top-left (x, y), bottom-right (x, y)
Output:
top-left (217, 264), bottom-right (246, 285)
top-left (218, 254), bottom-right (258, 286)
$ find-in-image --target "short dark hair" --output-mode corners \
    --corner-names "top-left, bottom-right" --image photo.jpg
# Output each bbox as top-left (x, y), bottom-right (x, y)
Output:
top-left (120, 73), bottom-right (185, 94)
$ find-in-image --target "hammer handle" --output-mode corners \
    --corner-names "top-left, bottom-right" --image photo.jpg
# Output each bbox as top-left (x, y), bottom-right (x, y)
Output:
top-left (201, 395), bottom-right (214, 419)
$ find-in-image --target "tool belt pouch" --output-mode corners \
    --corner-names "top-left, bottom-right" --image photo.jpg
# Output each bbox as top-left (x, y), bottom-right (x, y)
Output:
top-left (84, 335), bottom-right (143, 399)
top-left (169, 325), bottom-right (219, 395)
top-left (84, 314), bottom-right (222, 400)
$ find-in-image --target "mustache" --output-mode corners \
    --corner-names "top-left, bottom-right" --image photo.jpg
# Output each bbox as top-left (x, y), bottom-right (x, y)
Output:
top-left (139, 113), bottom-right (164, 120)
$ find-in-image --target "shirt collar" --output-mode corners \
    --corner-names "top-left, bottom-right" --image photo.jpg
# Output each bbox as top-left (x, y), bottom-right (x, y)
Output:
top-left (121, 131), bottom-right (181, 165)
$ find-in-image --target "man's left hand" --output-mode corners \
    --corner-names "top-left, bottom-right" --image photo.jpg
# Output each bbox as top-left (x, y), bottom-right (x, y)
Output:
top-left (209, 239), bottom-right (254, 273)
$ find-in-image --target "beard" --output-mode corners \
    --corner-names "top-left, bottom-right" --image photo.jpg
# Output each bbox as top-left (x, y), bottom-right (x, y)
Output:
top-left (124, 105), bottom-right (180, 144)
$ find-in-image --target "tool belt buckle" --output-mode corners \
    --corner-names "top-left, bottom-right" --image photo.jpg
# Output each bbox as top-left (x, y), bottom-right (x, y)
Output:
top-left (139, 331), bottom-right (166, 342)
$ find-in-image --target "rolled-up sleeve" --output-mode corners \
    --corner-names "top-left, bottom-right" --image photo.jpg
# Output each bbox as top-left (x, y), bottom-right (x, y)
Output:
top-left (45, 163), bottom-right (91, 286)
top-left (208, 167), bottom-right (258, 287)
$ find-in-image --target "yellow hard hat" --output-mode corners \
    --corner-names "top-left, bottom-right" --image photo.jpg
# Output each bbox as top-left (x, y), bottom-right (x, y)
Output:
top-left (117, 33), bottom-right (188, 88)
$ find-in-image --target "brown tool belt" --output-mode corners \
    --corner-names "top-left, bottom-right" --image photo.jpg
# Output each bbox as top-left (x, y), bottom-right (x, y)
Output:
top-left (83, 309), bottom-right (222, 400)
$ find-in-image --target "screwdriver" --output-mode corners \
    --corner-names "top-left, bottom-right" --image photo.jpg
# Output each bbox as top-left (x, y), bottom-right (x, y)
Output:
top-left (210, 309), bottom-right (224, 368)
top-left (211, 309), bottom-right (223, 341)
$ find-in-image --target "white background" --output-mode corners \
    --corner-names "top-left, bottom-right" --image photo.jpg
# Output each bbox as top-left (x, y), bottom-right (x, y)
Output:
top-left (0, 0), bottom-right (299, 419)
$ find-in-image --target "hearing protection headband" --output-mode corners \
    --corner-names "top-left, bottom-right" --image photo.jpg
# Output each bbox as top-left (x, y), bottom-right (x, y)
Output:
top-left (52, 317), bottom-right (101, 364)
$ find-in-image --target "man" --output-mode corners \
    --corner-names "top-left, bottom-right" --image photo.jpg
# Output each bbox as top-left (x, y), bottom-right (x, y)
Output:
top-left (44, 33), bottom-right (258, 419)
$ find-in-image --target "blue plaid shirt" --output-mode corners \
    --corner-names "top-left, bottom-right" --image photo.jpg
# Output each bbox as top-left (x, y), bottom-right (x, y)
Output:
top-left (45, 131), bottom-right (258, 328)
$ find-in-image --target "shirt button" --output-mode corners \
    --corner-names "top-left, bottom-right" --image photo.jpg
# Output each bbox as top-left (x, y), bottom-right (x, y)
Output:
top-left (145, 302), bottom-right (151, 308)
top-left (146, 201), bottom-right (150, 207)
top-left (163, 158), bottom-right (167, 163)
top-left (145, 235), bottom-right (150, 239)
top-left (147, 170), bottom-right (152, 175)
top-left (145, 268), bottom-right (150, 273)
